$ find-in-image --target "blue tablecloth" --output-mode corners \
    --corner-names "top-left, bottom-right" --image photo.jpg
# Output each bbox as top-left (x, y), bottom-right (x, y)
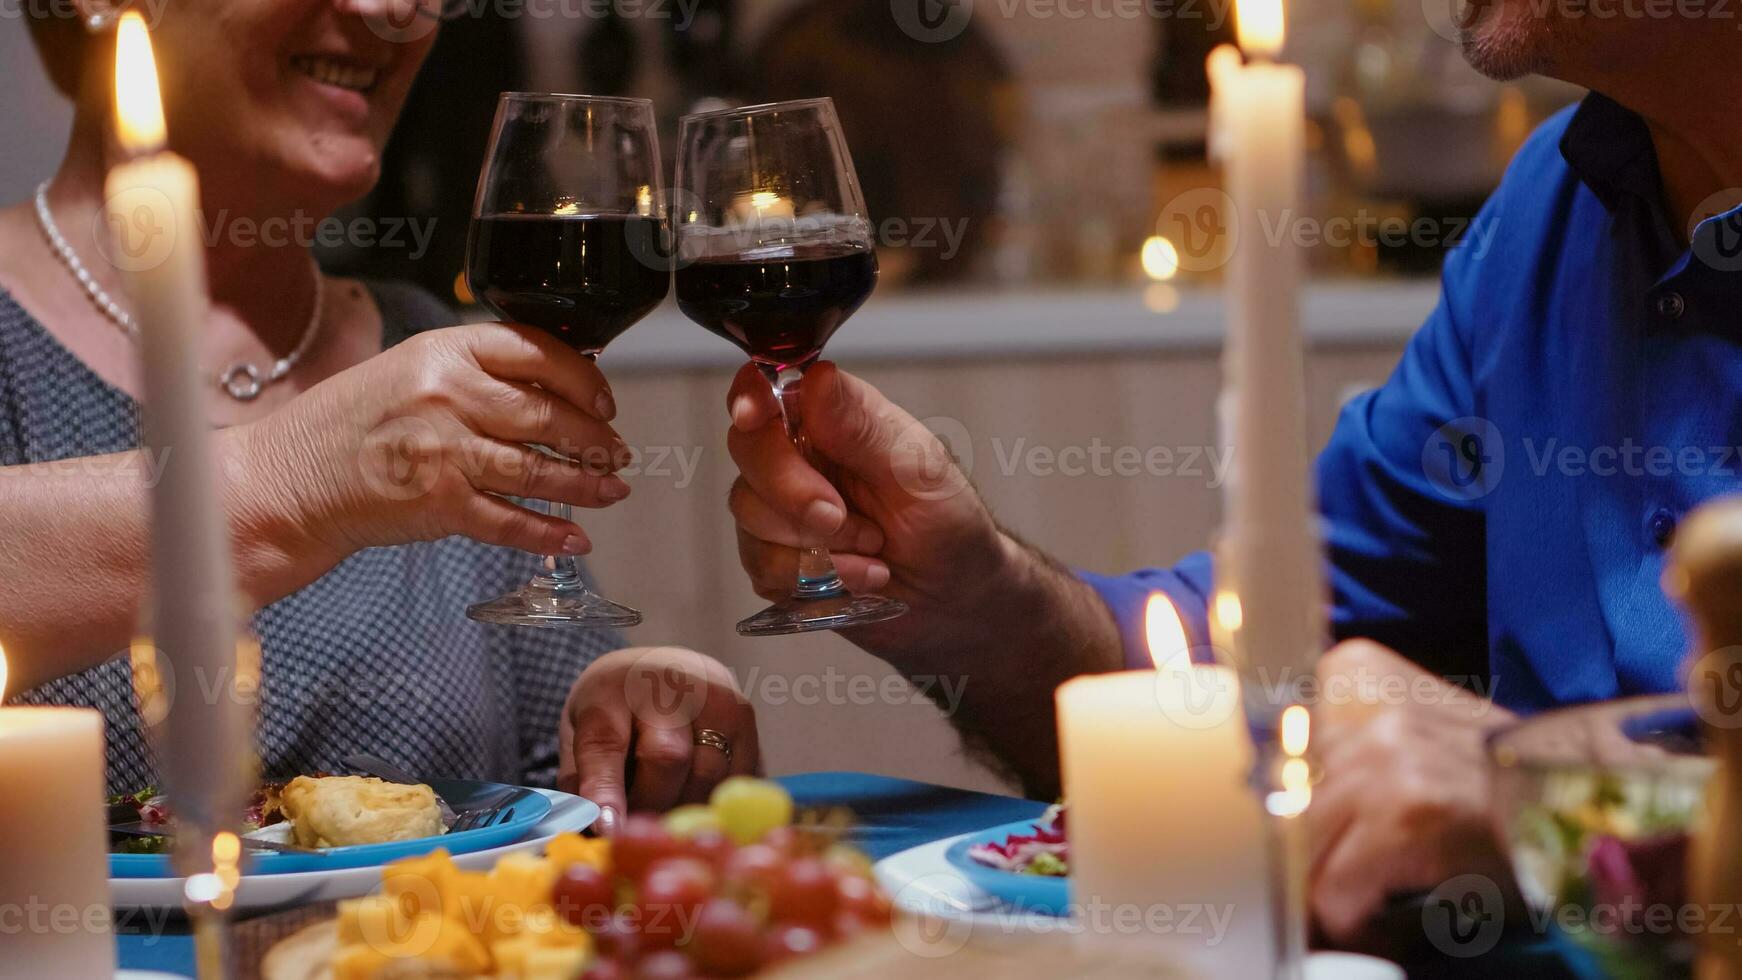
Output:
top-left (115, 771), bottom-right (1596, 979)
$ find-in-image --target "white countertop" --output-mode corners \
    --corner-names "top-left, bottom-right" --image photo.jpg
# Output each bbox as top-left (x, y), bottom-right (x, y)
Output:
top-left (600, 279), bottom-right (1440, 372)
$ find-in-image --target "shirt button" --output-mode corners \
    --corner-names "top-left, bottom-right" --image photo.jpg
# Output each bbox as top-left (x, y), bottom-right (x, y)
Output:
top-left (1654, 292), bottom-right (1686, 320)
top-left (1649, 509), bottom-right (1679, 548)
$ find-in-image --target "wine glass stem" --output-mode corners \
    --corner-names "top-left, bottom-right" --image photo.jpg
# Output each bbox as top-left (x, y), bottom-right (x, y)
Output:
top-left (539, 501), bottom-right (584, 590)
top-left (766, 363), bottom-right (847, 599)
top-left (534, 349), bottom-right (601, 593)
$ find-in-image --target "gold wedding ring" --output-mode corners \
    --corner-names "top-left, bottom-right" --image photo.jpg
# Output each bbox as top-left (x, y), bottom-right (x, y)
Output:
top-left (693, 728), bottom-right (733, 761)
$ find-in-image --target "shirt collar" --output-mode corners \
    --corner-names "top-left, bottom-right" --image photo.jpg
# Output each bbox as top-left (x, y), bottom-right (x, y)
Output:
top-left (1559, 92), bottom-right (1662, 212)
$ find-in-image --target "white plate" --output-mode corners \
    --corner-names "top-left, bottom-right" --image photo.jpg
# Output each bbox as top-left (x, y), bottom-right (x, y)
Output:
top-left (110, 789), bottom-right (597, 913)
top-left (873, 834), bottom-right (1403, 980)
top-left (873, 833), bottom-right (1061, 935)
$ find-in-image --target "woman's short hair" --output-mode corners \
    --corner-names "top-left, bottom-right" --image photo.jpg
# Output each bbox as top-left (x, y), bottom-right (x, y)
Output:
top-left (26, 5), bottom-right (91, 99)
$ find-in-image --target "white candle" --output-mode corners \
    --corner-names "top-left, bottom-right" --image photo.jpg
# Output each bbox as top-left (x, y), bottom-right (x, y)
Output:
top-left (1055, 597), bottom-right (1272, 974)
top-left (0, 649), bottom-right (116, 977)
top-left (1204, 44), bottom-right (1242, 164)
top-left (1212, 0), bottom-right (1323, 720)
top-left (103, 12), bottom-right (249, 837)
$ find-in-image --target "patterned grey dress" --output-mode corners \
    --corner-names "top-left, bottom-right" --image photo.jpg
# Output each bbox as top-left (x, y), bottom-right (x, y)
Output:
top-left (0, 282), bottom-right (623, 794)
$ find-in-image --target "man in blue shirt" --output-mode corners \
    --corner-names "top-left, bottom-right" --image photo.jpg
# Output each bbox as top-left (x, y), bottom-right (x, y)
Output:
top-left (722, 8), bottom-right (1742, 943)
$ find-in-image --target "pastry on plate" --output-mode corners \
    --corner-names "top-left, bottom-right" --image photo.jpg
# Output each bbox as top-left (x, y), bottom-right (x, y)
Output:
top-left (281, 775), bottom-right (444, 849)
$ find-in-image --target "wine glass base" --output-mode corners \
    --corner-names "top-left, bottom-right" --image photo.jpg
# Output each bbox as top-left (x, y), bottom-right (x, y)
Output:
top-left (467, 582), bottom-right (644, 629)
top-left (736, 591), bottom-right (908, 637)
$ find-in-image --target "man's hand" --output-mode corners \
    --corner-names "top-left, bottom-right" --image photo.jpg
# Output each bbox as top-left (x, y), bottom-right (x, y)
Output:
top-left (1308, 640), bottom-right (1518, 944)
top-left (724, 361), bottom-right (1123, 794)
top-left (557, 647), bottom-right (761, 836)
top-left (725, 360), bottom-right (1010, 643)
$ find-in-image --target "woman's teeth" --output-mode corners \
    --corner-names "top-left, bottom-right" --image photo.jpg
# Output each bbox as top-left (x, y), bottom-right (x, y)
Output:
top-left (290, 56), bottom-right (380, 93)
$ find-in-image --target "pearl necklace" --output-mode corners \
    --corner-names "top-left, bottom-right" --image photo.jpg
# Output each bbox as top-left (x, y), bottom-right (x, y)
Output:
top-left (32, 181), bottom-right (324, 402)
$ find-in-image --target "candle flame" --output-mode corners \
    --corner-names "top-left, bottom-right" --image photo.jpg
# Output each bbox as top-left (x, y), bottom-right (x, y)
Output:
top-left (1235, 0), bottom-right (1286, 60)
top-left (750, 191), bottom-right (782, 211)
top-left (1280, 704), bottom-right (1310, 756)
top-left (0, 642), bottom-right (8, 703)
top-left (113, 11), bottom-right (168, 155)
top-left (1145, 593), bottom-right (1191, 674)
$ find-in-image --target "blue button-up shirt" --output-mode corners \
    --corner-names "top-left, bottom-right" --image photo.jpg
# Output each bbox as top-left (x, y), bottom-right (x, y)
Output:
top-left (1085, 94), bottom-right (1742, 713)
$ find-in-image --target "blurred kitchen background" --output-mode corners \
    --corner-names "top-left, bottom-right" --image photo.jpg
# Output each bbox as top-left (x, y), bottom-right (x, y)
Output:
top-left (0, 0), bottom-right (1580, 793)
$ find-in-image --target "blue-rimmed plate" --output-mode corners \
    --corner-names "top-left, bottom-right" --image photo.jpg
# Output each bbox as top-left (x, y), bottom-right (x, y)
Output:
top-left (109, 778), bottom-right (552, 879)
top-left (942, 819), bottom-right (1070, 915)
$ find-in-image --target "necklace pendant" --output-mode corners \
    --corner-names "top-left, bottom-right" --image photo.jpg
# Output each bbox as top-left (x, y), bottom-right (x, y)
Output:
top-left (221, 363), bottom-right (265, 402)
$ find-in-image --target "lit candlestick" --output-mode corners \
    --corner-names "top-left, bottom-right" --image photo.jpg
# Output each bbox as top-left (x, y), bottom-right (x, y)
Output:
top-left (0, 646), bottom-right (116, 976)
top-left (1211, 0), bottom-right (1323, 721)
top-left (1208, 8), bottom-right (1323, 973)
top-left (103, 11), bottom-right (250, 951)
top-left (1054, 596), bottom-right (1272, 973)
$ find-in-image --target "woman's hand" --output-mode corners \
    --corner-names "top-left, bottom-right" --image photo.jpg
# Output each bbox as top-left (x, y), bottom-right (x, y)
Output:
top-left (556, 647), bottom-right (761, 836)
top-left (233, 322), bottom-right (632, 574)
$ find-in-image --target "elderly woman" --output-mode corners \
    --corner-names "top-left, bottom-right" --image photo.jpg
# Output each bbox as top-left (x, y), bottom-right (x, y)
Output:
top-left (0, 0), bottom-right (757, 836)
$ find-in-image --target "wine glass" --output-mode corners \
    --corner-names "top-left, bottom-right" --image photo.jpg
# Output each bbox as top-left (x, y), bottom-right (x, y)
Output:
top-left (674, 98), bottom-right (908, 636)
top-left (464, 93), bottom-right (669, 629)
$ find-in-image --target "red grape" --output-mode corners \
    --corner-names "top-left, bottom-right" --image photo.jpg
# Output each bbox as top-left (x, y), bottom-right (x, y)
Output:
top-left (592, 911), bottom-right (643, 964)
top-left (834, 910), bottom-right (870, 938)
top-left (759, 825), bottom-right (802, 856)
top-left (685, 898), bottom-right (764, 977)
top-left (722, 844), bottom-right (785, 898)
top-left (633, 950), bottom-right (694, 980)
top-left (769, 858), bottom-right (839, 930)
top-left (638, 858), bottom-right (716, 948)
top-left (615, 815), bottom-right (679, 882)
top-left (553, 864), bottom-right (615, 929)
top-left (835, 872), bottom-right (892, 923)
top-left (762, 923), bottom-right (825, 963)
top-left (580, 960), bottom-right (625, 980)
top-left (680, 829), bottom-right (734, 868)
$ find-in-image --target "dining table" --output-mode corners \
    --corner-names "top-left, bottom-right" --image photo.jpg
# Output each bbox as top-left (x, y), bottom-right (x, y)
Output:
top-left (113, 771), bottom-right (1602, 979)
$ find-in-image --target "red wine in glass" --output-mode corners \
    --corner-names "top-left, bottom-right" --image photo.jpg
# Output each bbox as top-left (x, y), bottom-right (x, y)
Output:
top-left (675, 97), bottom-right (906, 636)
top-left (463, 92), bottom-right (666, 631)
top-left (675, 244), bottom-right (877, 368)
top-left (467, 214), bottom-right (670, 354)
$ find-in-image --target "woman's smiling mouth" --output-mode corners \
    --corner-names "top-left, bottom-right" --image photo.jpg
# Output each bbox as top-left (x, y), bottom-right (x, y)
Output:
top-left (289, 55), bottom-right (381, 94)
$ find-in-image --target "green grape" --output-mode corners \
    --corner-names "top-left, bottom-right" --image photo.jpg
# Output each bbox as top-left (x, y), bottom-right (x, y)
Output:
top-left (710, 777), bottom-right (795, 845)
top-left (663, 804), bottom-right (726, 839)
